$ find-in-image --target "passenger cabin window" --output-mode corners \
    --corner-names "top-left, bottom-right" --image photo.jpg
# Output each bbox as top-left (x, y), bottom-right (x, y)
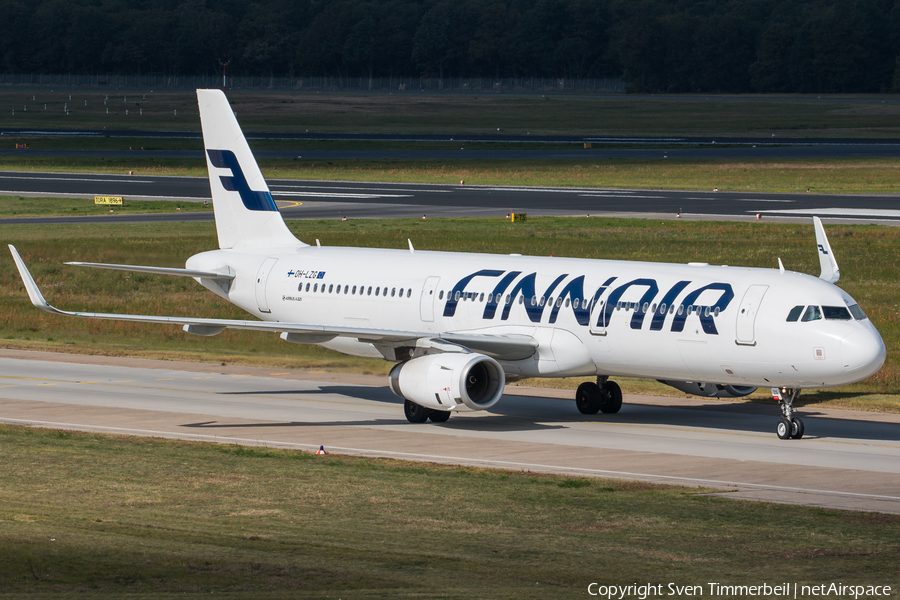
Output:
top-left (848, 304), bottom-right (867, 320)
top-left (822, 306), bottom-right (852, 320)
top-left (801, 305), bottom-right (822, 322)
top-left (786, 305), bottom-right (804, 322)
top-left (407, 289), bottom-right (412, 298)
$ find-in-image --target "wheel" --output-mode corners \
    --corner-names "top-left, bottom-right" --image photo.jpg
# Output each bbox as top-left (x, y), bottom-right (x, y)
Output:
top-left (404, 399), bottom-right (431, 423)
top-left (776, 417), bottom-right (792, 440)
top-left (790, 417), bottom-right (805, 439)
top-left (599, 380), bottom-right (623, 414)
top-left (429, 410), bottom-right (451, 423)
top-left (575, 382), bottom-right (602, 414)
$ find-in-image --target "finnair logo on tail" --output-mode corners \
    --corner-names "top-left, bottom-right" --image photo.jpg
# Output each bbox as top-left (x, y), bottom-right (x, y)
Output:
top-left (207, 149), bottom-right (278, 212)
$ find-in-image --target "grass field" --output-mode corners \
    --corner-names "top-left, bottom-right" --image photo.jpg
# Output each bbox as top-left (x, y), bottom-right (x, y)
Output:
top-left (0, 215), bottom-right (896, 411)
top-left (0, 195), bottom-right (211, 217)
top-left (2, 156), bottom-right (900, 195)
top-left (1, 425), bottom-right (897, 598)
top-left (3, 90), bottom-right (900, 136)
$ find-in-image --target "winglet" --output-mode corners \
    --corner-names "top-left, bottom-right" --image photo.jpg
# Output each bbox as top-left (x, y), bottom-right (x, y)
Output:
top-left (813, 217), bottom-right (840, 283)
top-left (8, 245), bottom-right (57, 313)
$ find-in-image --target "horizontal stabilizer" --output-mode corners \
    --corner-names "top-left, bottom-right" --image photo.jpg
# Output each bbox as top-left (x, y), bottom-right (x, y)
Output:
top-left (65, 261), bottom-right (235, 280)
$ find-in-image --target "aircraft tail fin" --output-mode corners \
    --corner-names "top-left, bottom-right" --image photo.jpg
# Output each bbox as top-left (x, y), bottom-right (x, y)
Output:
top-left (197, 89), bottom-right (303, 249)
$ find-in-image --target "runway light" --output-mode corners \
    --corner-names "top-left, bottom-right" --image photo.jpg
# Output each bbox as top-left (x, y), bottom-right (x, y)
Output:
top-left (316, 445), bottom-right (327, 455)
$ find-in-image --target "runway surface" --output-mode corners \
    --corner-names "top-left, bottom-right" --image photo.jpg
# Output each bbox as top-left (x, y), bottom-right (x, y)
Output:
top-left (1, 350), bottom-right (898, 514)
top-left (1, 171), bottom-right (899, 225)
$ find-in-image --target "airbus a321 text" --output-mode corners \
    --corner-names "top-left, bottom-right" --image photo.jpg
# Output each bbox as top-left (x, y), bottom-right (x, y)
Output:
top-left (9, 90), bottom-right (886, 439)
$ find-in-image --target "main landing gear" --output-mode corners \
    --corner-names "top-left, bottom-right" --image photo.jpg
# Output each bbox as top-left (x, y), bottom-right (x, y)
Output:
top-left (575, 376), bottom-right (623, 415)
top-left (775, 388), bottom-right (804, 440)
top-left (404, 399), bottom-right (451, 424)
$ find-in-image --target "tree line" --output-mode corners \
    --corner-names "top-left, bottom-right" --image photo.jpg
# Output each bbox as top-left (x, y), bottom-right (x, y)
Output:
top-left (1, 0), bottom-right (898, 93)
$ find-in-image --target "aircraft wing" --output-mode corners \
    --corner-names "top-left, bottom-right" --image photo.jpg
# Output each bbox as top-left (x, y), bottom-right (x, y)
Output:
top-left (10, 246), bottom-right (537, 361)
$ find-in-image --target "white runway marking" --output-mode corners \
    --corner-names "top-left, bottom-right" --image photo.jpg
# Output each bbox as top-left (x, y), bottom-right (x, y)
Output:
top-left (0, 174), bottom-right (155, 184)
top-left (273, 191), bottom-right (413, 199)
top-left (760, 207), bottom-right (900, 218)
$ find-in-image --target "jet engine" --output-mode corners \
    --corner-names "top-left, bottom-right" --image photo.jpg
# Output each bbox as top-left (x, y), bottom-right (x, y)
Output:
top-left (389, 353), bottom-right (505, 412)
top-left (658, 380), bottom-right (757, 398)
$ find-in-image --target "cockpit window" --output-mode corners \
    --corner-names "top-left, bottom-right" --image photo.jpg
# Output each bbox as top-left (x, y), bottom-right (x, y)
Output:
top-left (801, 305), bottom-right (822, 322)
top-left (848, 304), bottom-right (867, 320)
top-left (786, 306), bottom-right (804, 322)
top-left (822, 306), bottom-right (852, 320)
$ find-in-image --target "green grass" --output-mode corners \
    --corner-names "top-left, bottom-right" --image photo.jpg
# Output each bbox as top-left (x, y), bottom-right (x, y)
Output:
top-left (0, 425), bottom-right (897, 598)
top-left (0, 195), bottom-right (211, 217)
top-left (3, 90), bottom-right (900, 136)
top-left (2, 156), bottom-right (900, 195)
top-left (0, 217), bottom-right (897, 408)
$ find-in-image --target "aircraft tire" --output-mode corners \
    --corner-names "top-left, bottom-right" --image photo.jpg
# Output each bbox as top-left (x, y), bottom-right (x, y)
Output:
top-left (599, 381), bottom-right (623, 414)
top-left (776, 417), bottom-right (792, 440)
top-left (575, 382), bottom-right (602, 414)
top-left (429, 410), bottom-right (451, 423)
top-left (790, 417), bottom-right (805, 440)
top-left (404, 399), bottom-right (431, 423)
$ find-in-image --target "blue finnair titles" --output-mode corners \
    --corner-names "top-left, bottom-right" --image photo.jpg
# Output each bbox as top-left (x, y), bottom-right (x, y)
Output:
top-left (7, 89), bottom-right (886, 440)
top-left (442, 270), bottom-right (733, 334)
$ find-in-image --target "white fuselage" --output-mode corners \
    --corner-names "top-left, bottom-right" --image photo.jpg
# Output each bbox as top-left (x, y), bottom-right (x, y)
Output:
top-left (187, 244), bottom-right (886, 389)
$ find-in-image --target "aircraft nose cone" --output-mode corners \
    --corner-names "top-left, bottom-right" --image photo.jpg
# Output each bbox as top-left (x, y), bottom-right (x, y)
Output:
top-left (840, 328), bottom-right (886, 377)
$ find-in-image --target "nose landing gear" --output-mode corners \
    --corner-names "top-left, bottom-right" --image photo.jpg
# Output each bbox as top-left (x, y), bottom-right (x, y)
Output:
top-left (774, 388), bottom-right (804, 440)
top-left (576, 376), bottom-right (623, 415)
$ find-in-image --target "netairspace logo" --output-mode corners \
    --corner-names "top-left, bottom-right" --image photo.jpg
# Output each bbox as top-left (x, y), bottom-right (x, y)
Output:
top-left (586, 582), bottom-right (893, 599)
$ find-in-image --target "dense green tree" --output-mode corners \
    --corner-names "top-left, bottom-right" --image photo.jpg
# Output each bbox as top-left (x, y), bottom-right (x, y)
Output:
top-left (0, 0), bottom-right (898, 93)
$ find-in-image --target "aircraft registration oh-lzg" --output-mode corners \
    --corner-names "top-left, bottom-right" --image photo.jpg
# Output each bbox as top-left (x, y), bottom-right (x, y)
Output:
top-left (9, 89), bottom-right (886, 439)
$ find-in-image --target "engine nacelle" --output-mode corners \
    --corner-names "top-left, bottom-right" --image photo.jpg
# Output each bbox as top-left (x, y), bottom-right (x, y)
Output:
top-left (389, 353), bottom-right (505, 412)
top-left (658, 380), bottom-right (757, 398)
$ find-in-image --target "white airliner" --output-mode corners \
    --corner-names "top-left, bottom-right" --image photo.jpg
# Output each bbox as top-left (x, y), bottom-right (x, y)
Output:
top-left (9, 89), bottom-right (886, 439)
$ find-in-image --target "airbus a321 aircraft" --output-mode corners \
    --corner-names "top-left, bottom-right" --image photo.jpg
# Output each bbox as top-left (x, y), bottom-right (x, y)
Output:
top-left (10, 90), bottom-right (886, 439)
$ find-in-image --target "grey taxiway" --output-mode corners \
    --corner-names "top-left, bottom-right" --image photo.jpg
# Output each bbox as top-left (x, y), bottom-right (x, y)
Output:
top-left (1, 351), bottom-right (898, 514)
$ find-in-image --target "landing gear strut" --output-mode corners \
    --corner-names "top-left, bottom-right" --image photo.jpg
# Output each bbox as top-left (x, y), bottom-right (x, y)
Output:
top-left (403, 399), bottom-right (451, 424)
top-left (774, 388), bottom-right (804, 440)
top-left (576, 376), bottom-right (623, 415)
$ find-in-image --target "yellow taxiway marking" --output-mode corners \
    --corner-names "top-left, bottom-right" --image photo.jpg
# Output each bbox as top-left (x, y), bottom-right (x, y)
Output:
top-left (0, 385), bottom-right (17, 388)
top-left (269, 373), bottom-right (289, 376)
top-left (115, 380), bottom-right (134, 383)
top-left (37, 383), bottom-right (57, 386)
top-left (275, 200), bottom-right (303, 209)
top-left (193, 376), bottom-right (213, 379)
top-left (76, 382), bottom-right (97, 384)
top-left (155, 378), bottom-right (174, 381)
top-left (230, 374), bottom-right (252, 378)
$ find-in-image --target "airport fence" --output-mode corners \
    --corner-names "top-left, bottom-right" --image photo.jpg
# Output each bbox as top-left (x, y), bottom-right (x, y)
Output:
top-left (0, 73), bottom-right (626, 93)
